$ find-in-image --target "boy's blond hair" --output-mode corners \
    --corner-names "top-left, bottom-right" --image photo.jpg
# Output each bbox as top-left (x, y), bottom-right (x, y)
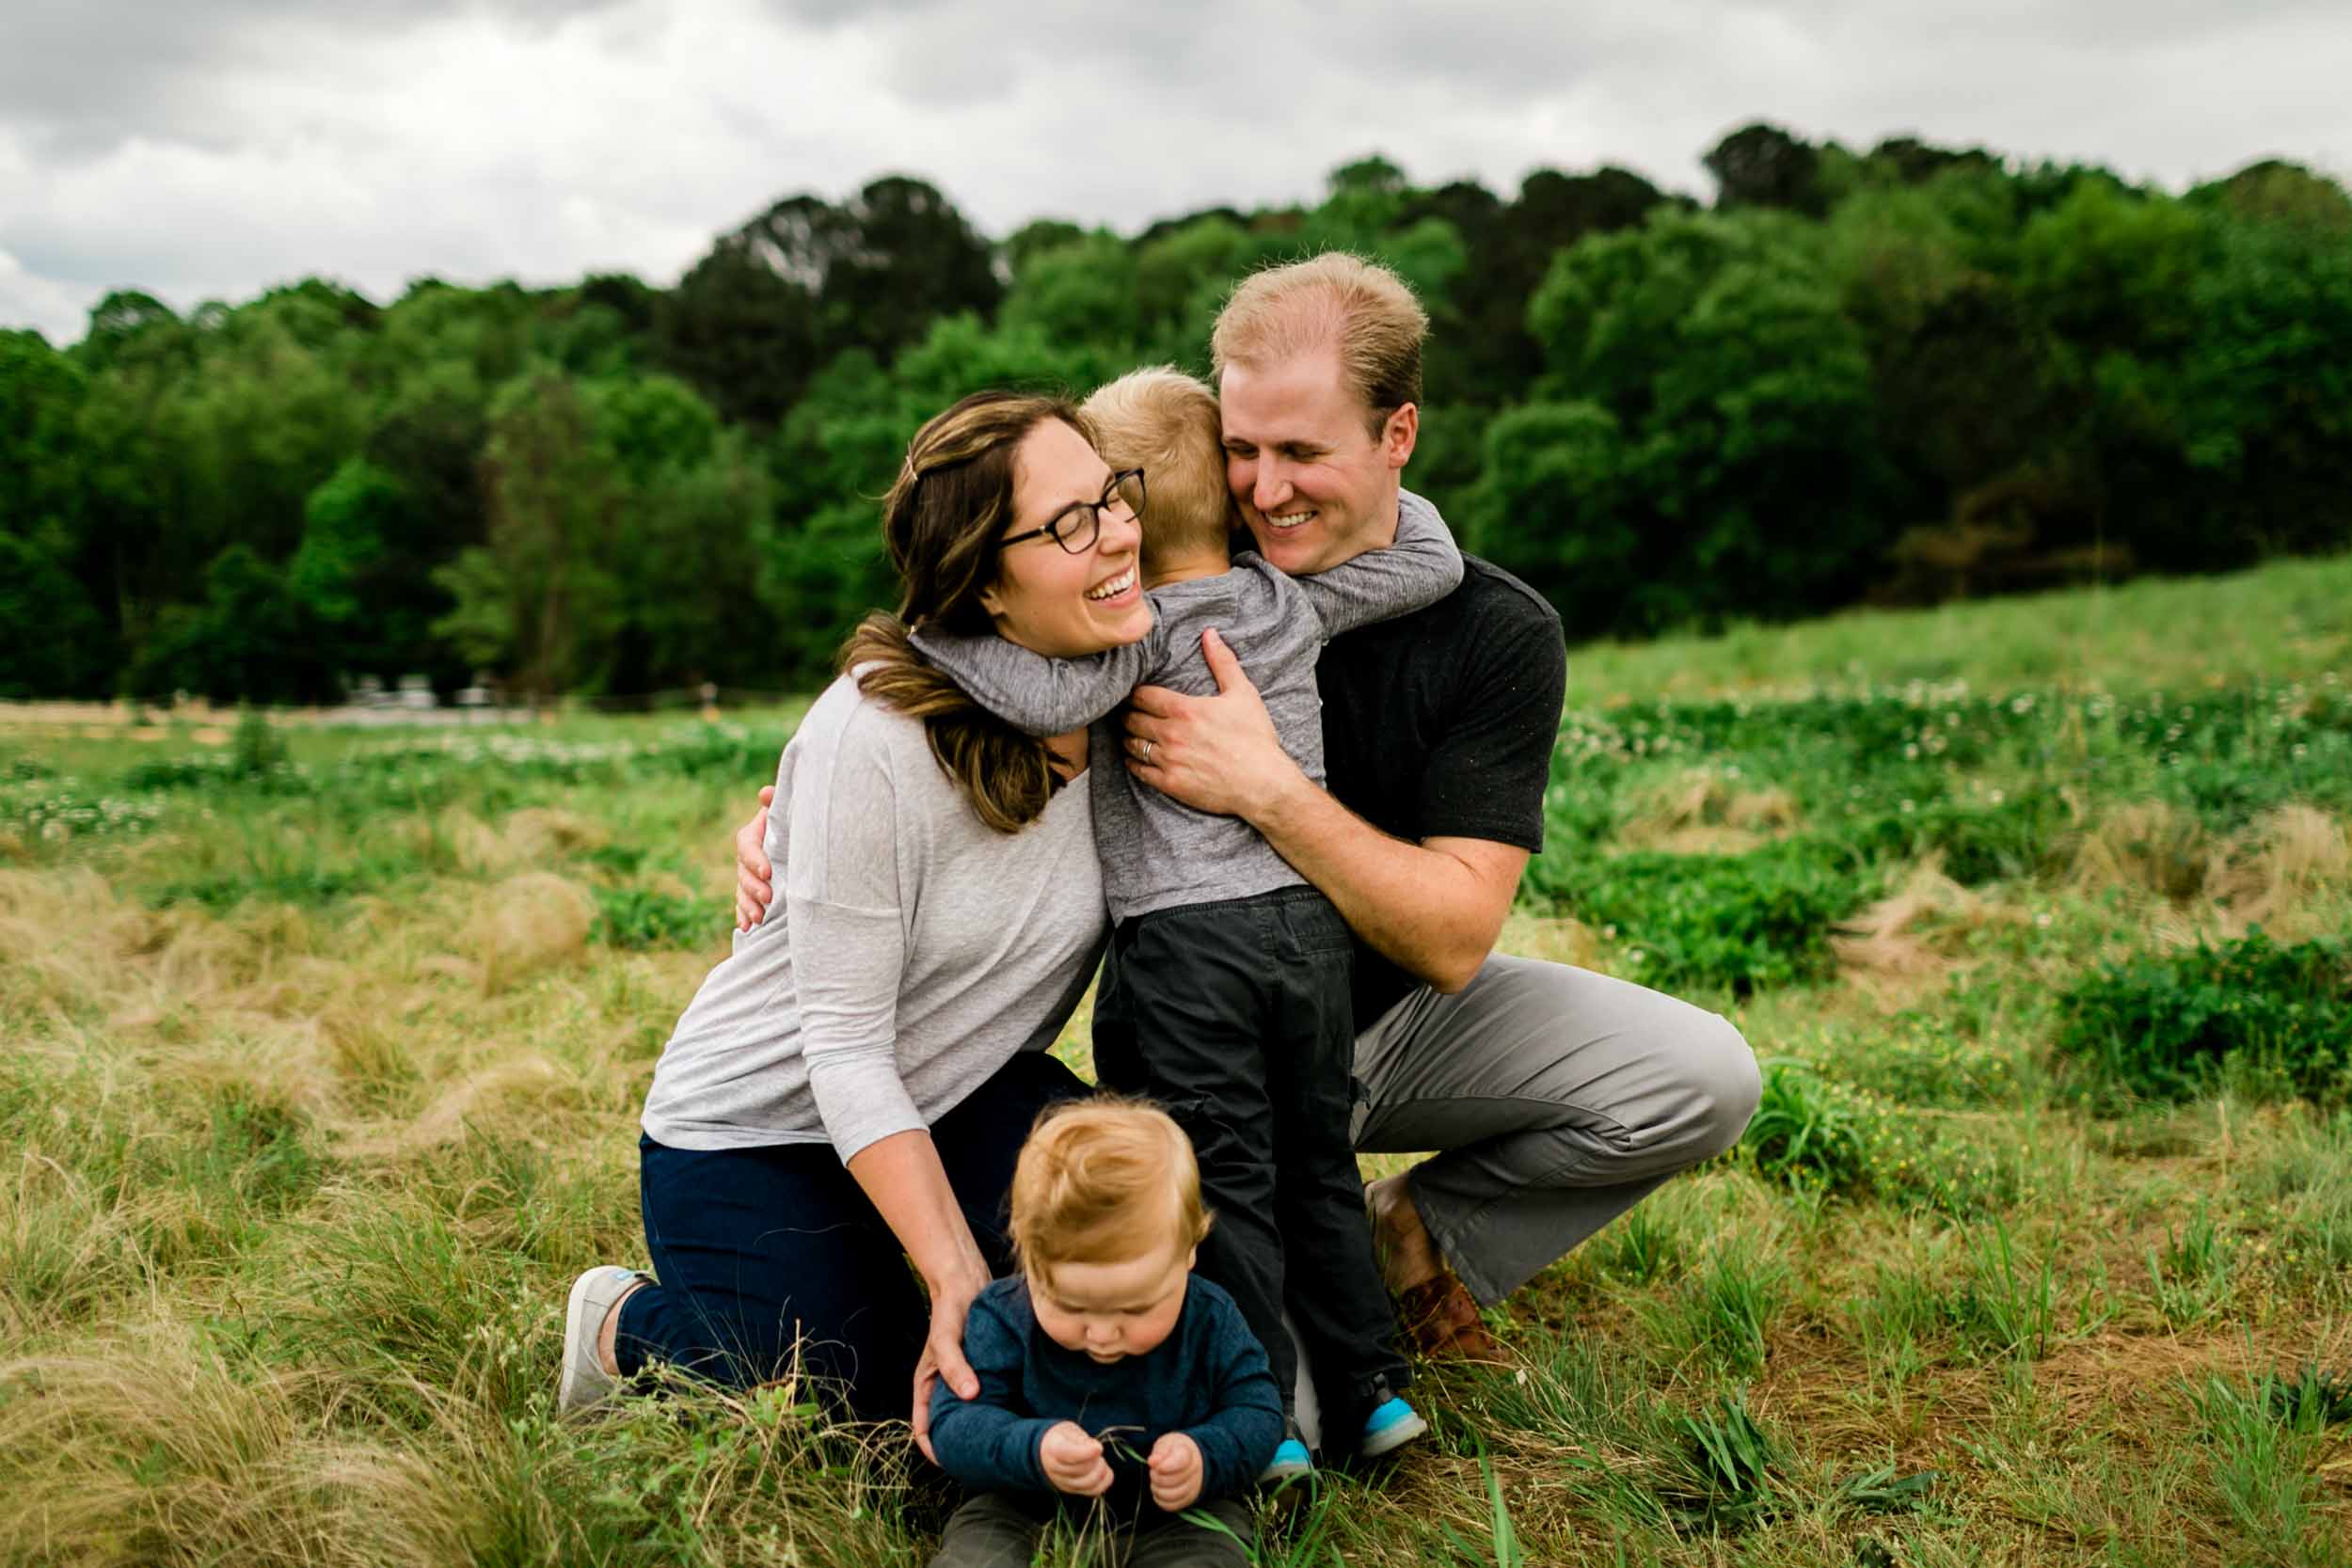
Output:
top-left (1081, 367), bottom-right (1237, 576)
top-left (1009, 1097), bottom-right (1212, 1277)
top-left (1210, 252), bottom-right (1427, 438)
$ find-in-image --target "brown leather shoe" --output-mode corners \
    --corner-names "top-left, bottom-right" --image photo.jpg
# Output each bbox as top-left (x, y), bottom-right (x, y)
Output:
top-left (1396, 1271), bottom-right (1507, 1364)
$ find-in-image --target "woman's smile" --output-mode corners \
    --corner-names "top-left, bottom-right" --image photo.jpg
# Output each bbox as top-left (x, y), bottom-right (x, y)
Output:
top-left (1085, 564), bottom-right (1139, 605)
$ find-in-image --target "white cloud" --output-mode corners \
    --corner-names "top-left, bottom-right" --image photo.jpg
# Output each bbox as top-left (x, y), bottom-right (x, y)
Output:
top-left (2, 0), bottom-right (2345, 343)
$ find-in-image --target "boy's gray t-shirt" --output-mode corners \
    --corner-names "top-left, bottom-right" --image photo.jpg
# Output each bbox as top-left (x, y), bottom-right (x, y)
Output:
top-left (914, 491), bottom-right (1461, 924)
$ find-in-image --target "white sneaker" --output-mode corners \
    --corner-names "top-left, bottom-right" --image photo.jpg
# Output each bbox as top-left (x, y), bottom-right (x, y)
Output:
top-left (559, 1265), bottom-right (648, 1418)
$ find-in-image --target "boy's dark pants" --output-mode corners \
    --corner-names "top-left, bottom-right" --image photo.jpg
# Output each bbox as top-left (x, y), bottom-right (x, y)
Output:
top-left (930, 1490), bottom-right (1251, 1567)
top-left (1092, 885), bottom-right (1408, 1447)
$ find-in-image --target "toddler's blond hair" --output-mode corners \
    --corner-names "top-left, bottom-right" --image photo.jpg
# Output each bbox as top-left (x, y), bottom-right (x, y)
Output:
top-left (1009, 1097), bottom-right (1212, 1279)
top-left (1081, 367), bottom-right (1240, 578)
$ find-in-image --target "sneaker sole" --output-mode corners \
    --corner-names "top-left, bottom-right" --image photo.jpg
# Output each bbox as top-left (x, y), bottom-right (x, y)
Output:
top-left (1360, 1406), bottom-right (1428, 1458)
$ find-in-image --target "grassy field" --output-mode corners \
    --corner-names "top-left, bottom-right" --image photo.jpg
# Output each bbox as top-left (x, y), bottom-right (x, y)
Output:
top-left (5, 556), bottom-right (2350, 1567)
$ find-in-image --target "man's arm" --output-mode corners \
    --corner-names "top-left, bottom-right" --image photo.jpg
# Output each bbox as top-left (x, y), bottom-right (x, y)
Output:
top-left (908, 617), bottom-right (1163, 736)
top-left (1255, 800), bottom-right (1526, 995)
top-left (1122, 629), bottom-right (1522, 991)
top-left (1279, 489), bottom-right (1462, 639)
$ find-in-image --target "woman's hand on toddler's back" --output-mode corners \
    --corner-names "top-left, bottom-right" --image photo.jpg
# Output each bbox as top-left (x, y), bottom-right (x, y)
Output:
top-left (1038, 1420), bottom-right (1113, 1497)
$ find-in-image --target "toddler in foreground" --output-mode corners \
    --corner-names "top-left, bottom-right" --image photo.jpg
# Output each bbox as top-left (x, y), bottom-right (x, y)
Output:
top-left (914, 367), bottom-right (1457, 1473)
top-left (928, 1099), bottom-right (1283, 1568)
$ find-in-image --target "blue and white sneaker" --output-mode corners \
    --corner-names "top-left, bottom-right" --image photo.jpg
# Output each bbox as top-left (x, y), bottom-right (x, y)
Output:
top-left (1360, 1395), bottom-right (1428, 1458)
top-left (1258, 1436), bottom-right (1313, 1486)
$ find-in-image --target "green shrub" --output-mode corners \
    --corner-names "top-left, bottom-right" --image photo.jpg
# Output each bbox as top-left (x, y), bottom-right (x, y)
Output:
top-left (230, 706), bottom-right (291, 776)
top-left (2055, 932), bottom-right (2352, 1105)
top-left (1529, 839), bottom-right (1873, 993)
top-left (592, 886), bottom-right (727, 950)
top-left (1743, 1059), bottom-right (1872, 1194)
top-left (1848, 784), bottom-right (2074, 884)
top-left (1661, 1388), bottom-right (1783, 1531)
top-left (154, 866), bottom-right (386, 911)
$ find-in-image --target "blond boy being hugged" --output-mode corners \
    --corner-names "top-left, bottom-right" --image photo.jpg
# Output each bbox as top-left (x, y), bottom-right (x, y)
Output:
top-left (914, 368), bottom-right (1454, 1475)
top-left (927, 1100), bottom-right (1283, 1568)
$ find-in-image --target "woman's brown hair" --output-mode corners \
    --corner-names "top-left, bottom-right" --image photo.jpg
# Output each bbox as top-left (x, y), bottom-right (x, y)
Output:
top-left (837, 389), bottom-right (1093, 834)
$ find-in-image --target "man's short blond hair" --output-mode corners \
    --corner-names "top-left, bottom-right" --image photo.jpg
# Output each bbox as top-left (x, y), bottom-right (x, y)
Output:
top-left (1211, 252), bottom-right (1429, 436)
top-left (1081, 367), bottom-right (1237, 576)
top-left (1009, 1097), bottom-right (1211, 1278)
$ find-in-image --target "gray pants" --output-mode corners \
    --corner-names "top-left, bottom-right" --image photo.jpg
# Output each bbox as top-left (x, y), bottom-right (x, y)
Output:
top-left (929, 1491), bottom-right (1252, 1568)
top-left (1352, 955), bottom-right (1761, 1306)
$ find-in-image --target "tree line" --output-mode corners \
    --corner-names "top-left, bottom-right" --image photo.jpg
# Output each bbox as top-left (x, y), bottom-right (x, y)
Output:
top-left (4, 123), bottom-right (2348, 704)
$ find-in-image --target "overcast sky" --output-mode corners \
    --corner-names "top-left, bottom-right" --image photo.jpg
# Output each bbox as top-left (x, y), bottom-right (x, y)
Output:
top-left (4, 0), bottom-right (2346, 344)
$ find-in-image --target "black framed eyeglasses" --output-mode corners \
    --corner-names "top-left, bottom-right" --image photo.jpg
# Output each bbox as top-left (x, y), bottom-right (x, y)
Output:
top-left (998, 468), bottom-right (1145, 554)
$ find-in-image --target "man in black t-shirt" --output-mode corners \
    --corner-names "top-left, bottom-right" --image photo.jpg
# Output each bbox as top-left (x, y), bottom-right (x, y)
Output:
top-left (1117, 254), bottom-right (1760, 1365)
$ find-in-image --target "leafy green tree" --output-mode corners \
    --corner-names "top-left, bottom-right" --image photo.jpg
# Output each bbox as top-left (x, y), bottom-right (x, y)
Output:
top-left (1000, 231), bottom-right (1142, 351)
top-left (0, 532), bottom-right (114, 698)
top-left (1134, 214), bottom-right (1255, 368)
top-left (2175, 205), bottom-right (2352, 558)
top-left (1461, 401), bottom-right (1636, 626)
top-left (0, 330), bottom-right (91, 556)
top-left (2190, 159), bottom-right (2352, 233)
top-left (433, 371), bottom-right (624, 697)
top-left (657, 240), bottom-right (822, 427)
top-left (1004, 218), bottom-right (1087, 275)
top-left (171, 292), bottom-right (370, 562)
top-left (1436, 166), bottom-right (1668, 405)
top-left (584, 373), bottom-right (775, 688)
top-left (125, 545), bottom-right (335, 705)
top-left (1705, 122), bottom-right (1827, 215)
top-left (1527, 208), bottom-right (1885, 629)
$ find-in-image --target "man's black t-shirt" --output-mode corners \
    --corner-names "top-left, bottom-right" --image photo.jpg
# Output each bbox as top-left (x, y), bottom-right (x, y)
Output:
top-left (1315, 551), bottom-right (1567, 1026)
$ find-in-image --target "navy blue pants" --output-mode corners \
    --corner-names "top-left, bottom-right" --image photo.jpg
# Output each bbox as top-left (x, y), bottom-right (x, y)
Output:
top-left (614, 1050), bottom-right (1088, 1421)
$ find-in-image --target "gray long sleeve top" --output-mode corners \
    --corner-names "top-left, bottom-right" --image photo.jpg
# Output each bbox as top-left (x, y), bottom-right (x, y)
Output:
top-left (914, 491), bottom-right (1461, 924)
top-left (639, 673), bottom-right (1106, 1162)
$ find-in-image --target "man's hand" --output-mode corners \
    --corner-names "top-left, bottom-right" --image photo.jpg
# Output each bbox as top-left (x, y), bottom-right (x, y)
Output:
top-left (909, 1276), bottom-right (983, 1465)
top-left (1123, 628), bottom-right (1305, 822)
top-left (734, 785), bottom-right (775, 930)
top-left (1146, 1431), bottom-right (1204, 1512)
top-left (1039, 1421), bottom-right (1114, 1497)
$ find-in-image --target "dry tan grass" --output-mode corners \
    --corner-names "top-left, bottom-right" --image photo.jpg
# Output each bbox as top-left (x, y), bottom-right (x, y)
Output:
top-left (462, 872), bottom-right (595, 995)
top-left (1616, 767), bottom-right (1803, 855)
top-left (422, 806), bottom-right (611, 877)
top-left (1496, 910), bottom-right (1609, 970)
top-left (2206, 802), bottom-right (2352, 936)
top-left (2071, 799), bottom-right (2212, 903)
top-left (2067, 801), bottom-right (2352, 956)
top-left (1831, 858), bottom-right (2026, 1005)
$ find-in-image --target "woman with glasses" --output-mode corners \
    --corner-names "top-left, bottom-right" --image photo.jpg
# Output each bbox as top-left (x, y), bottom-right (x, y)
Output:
top-left (557, 391), bottom-right (1152, 1446)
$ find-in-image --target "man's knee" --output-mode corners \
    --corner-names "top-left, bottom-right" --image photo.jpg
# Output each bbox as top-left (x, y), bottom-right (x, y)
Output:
top-left (1687, 1014), bottom-right (1762, 1159)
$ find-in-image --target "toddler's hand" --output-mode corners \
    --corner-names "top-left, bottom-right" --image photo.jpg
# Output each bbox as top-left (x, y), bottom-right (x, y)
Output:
top-left (1147, 1431), bottom-right (1203, 1512)
top-left (1039, 1420), bottom-right (1112, 1497)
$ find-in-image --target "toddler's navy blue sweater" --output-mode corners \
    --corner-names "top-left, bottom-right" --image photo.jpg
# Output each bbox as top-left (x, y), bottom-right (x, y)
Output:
top-left (928, 1274), bottom-right (1284, 1512)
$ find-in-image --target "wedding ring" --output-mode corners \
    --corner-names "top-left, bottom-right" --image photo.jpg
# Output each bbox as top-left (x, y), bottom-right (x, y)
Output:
top-left (1139, 739), bottom-right (1153, 763)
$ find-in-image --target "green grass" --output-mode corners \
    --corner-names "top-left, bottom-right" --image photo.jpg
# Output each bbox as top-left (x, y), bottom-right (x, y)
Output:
top-left (4, 571), bottom-right (2351, 1565)
top-left (1563, 550), bottom-right (2352, 705)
